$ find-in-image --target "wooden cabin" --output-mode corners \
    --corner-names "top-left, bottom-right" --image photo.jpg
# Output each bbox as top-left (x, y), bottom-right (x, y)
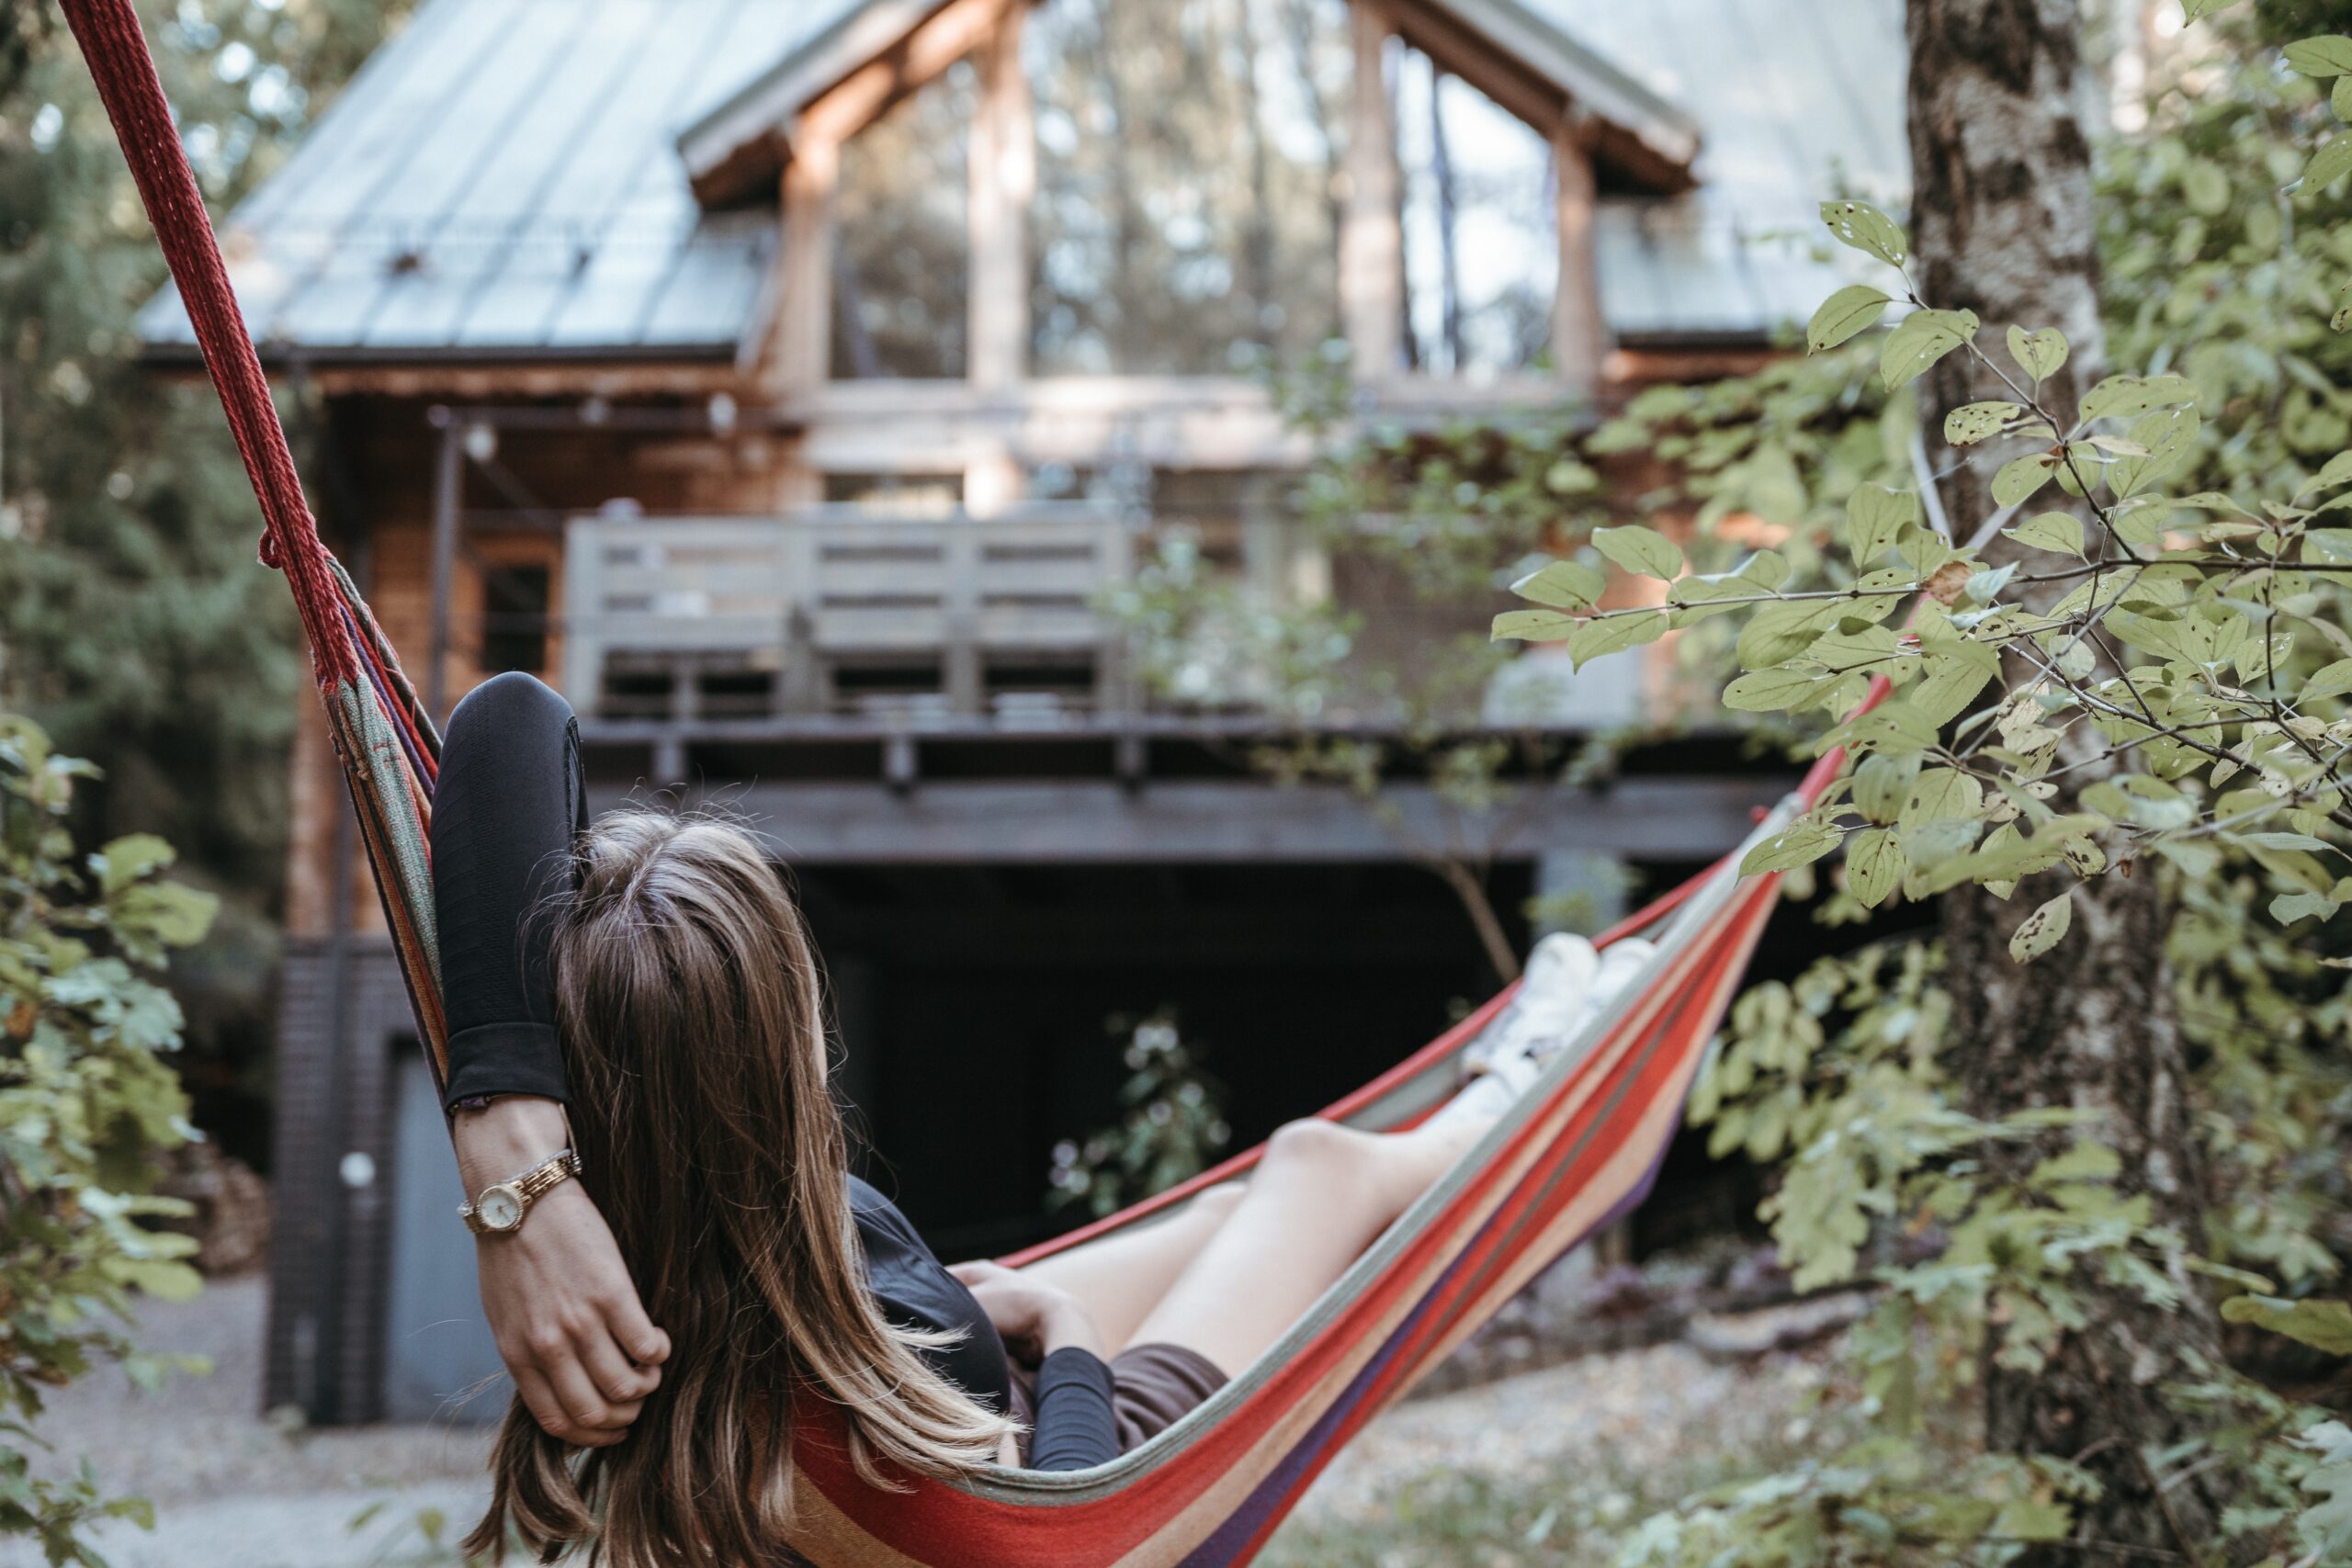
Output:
top-left (141, 0), bottom-right (1903, 1424)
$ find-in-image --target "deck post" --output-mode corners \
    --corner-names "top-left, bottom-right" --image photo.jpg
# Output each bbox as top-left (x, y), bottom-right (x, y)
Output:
top-left (1341, 4), bottom-right (1405, 381)
top-left (771, 137), bottom-right (841, 403)
top-left (1551, 119), bottom-right (1607, 396)
top-left (967, 5), bottom-right (1032, 394)
top-left (426, 410), bottom-right (461, 721)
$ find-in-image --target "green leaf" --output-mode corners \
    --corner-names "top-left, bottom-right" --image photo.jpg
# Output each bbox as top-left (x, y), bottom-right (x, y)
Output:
top-left (1912, 648), bottom-right (1998, 726)
top-left (2109, 406), bottom-right (2200, 498)
top-left (2182, 0), bottom-right (2238, 20)
top-left (1992, 453), bottom-right (2058, 508)
top-left (91, 834), bottom-right (177, 896)
top-left (2182, 158), bottom-right (2231, 215)
top-left (1806, 284), bottom-right (1893, 353)
top-left (2009, 893), bottom-right (2073, 962)
top-left (1818, 199), bottom-right (1908, 265)
top-left (1992, 1498), bottom-right (2073, 1542)
top-left (2079, 373), bottom-right (2198, 422)
top-left (1724, 666), bottom-right (1833, 713)
top-left (2004, 512), bottom-right (2086, 557)
top-left (1741, 814), bottom-right (1844, 875)
top-left (1845, 484), bottom-right (1916, 567)
top-left (1943, 400), bottom-right (2022, 446)
top-left (2305, 656), bottom-right (2352, 702)
top-left (1846, 828), bottom-right (1902, 908)
top-left (2273, 890), bottom-right (2341, 925)
top-left (1882, 309), bottom-right (1980, 390)
top-left (2286, 34), bottom-right (2352, 75)
top-left (2221, 1294), bottom-right (2352, 1354)
top-left (1566, 609), bottom-right (1668, 670)
top-left (2299, 1421), bottom-right (2352, 1562)
top-left (1491, 609), bottom-right (1578, 643)
top-left (1851, 753), bottom-right (1921, 826)
top-left (1590, 525), bottom-right (1684, 581)
top-left (2336, 73), bottom-right (2352, 119)
top-left (1902, 768), bottom-right (1985, 829)
top-left (2007, 324), bottom-right (2068, 383)
top-left (2308, 134), bottom-right (2352, 190)
top-left (1738, 550), bottom-right (1791, 591)
top-left (1510, 558), bottom-right (1608, 609)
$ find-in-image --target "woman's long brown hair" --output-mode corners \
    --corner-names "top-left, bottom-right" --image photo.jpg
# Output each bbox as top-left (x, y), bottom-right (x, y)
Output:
top-left (467, 811), bottom-right (1012, 1567)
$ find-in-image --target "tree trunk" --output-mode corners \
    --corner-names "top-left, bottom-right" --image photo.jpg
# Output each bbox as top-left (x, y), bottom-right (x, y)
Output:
top-left (1907, 2), bottom-right (2233, 1558)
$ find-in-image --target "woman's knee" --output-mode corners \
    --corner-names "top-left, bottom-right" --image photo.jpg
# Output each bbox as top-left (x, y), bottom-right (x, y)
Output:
top-left (1259, 1119), bottom-right (1376, 1187)
top-left (1188, 1181), bottom-right (1246, 1227)
top-left (447, 670), bottom-right (570, 743)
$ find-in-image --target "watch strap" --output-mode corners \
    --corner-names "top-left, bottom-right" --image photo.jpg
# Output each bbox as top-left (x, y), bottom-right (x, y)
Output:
top-left (459, 1145), bottom-right (584, 1234)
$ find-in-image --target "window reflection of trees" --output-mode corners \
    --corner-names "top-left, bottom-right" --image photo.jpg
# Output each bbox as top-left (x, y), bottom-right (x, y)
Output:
top-left (1025, 0), bottom-right (1352, 377)
top-left (1394, 45), bottom-right (1556, 378)
top-left (832, 61), bottom-right (977, 379)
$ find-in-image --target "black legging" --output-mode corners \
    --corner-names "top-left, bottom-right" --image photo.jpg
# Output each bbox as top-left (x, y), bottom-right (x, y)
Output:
top-left (430, 671), bottom-right (584, 1111)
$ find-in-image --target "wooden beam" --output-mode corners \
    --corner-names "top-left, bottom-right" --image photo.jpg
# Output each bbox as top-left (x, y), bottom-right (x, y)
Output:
top-left (1341, 5), bottom-right (1405, 379)
top-left (967, 5), bottom-right (1032, 393)
top-left (584, 776), bottom-right (1781, 863)
top-left (786, 372), bottom-right (1573, 472)
top-left (1385, 6), bottom-right (1562, 137)
top-left (766, 136), bottom-right (840, 400)
top-left (797, 0), bottom-right (1012, 151)
top-left (1551, 120), bottom-right (1606, 395)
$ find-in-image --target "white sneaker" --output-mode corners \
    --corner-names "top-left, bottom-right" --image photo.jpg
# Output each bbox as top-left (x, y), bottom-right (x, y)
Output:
top-left (1464, 933), bottom-right (1599, 1075)
top-left (1478, 936), bottom-right (1660, 1079)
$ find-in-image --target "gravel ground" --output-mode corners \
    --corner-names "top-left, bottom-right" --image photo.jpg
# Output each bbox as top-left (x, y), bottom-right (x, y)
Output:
top-left (8, 1274), bottom-right (1827, 1567)
top-left (3, 1277), bottom-right (495, 1568)
top-left (1283, 1337), bottom-right (1829, 1532)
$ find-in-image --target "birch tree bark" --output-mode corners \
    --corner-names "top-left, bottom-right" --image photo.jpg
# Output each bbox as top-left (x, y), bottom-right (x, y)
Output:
top-left (1907, 1), bottom-right (2234, 1556)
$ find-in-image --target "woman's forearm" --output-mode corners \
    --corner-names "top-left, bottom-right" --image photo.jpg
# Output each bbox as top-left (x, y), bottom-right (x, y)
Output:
top-left (452, 1095), bottom-right (571, 1190)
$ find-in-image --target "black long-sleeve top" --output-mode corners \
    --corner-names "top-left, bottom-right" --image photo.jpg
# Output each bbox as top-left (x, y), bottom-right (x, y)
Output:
top-left (431, 672), bottom-right (1117, 1471)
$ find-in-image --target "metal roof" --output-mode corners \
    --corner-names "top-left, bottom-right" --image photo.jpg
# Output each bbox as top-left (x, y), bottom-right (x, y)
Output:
top-left (138, 0), bottom-right (857, 362)
top-left (1548, 0), bottom-right (1911, 341)
top-left (140, 0), bottom-right (1906, 361)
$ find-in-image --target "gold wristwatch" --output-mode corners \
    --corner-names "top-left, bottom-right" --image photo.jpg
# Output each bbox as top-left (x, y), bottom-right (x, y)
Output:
top-left (459, 1146), bottom-right (583, 1235)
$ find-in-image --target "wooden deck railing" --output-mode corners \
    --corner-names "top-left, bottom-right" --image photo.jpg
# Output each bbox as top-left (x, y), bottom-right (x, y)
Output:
top-left (560, 503), bottom-right (1133, 721)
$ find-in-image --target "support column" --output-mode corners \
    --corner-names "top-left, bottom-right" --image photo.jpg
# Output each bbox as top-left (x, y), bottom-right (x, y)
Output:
top-left (768, 138), bottom-right (842, 403)
top-left (1341, 4), bottom-right (1405, 380)
top-left (1551, 119), bottom-right (1607, 396)
top-left (425, 412), bottom-right (461, 721)
top-left (967, 5), bottom-right (1033, 393)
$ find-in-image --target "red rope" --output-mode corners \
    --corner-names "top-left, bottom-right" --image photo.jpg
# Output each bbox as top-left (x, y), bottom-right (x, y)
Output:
top-left (59, 0), bottom-right (356, 690)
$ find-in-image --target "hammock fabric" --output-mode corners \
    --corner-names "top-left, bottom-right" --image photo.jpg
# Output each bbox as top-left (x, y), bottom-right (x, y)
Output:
top-left (62, 2), bottom-right (1874, 1561)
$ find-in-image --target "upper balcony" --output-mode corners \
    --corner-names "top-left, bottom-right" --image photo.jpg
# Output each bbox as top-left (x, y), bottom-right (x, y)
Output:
top-left (563, 502), bottom-right (1134, 745)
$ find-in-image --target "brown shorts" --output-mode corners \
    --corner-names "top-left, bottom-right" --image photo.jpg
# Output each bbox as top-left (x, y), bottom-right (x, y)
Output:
top-left (1009, 1343), bottom-right (1227, 1461)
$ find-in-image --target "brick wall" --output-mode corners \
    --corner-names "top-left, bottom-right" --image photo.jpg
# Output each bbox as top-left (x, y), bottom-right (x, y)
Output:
top-left (264, 937), bottom-right (416, 1424)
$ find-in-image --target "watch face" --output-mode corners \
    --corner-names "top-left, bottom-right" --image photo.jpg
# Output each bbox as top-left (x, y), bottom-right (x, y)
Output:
top-left (477, 1185), bottom-right (525, 1232)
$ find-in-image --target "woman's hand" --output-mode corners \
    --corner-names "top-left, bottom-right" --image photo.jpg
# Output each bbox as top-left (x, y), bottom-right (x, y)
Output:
top-left (948, 1260), bottom-right (1105, 1366)
top-left (455, 1097), bottom-right (671, 1447)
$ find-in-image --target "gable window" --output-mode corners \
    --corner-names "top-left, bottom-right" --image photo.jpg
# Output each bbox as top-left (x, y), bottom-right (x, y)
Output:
top-left (1393, 42), bottom-right (1557, 377)
top-left (831, 61), bottom-right (977, 378)
top-left (1025, 0), bottom-right (1352, 376)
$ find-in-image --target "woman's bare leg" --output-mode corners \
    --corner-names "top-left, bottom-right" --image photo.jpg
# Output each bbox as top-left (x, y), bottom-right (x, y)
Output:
top-left (1125, 1113), bottom-right (1492, 1377)
top-left (994, 1184), bottom-right (1245, 1357)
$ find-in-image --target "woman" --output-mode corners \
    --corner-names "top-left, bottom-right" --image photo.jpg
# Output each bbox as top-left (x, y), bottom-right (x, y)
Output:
top-left (435, 673), bottom-right (1637, 1568)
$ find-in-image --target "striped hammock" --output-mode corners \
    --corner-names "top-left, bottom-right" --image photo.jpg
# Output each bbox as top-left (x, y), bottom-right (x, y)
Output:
top-left (63, 1), bottom-right (1868, 1561)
